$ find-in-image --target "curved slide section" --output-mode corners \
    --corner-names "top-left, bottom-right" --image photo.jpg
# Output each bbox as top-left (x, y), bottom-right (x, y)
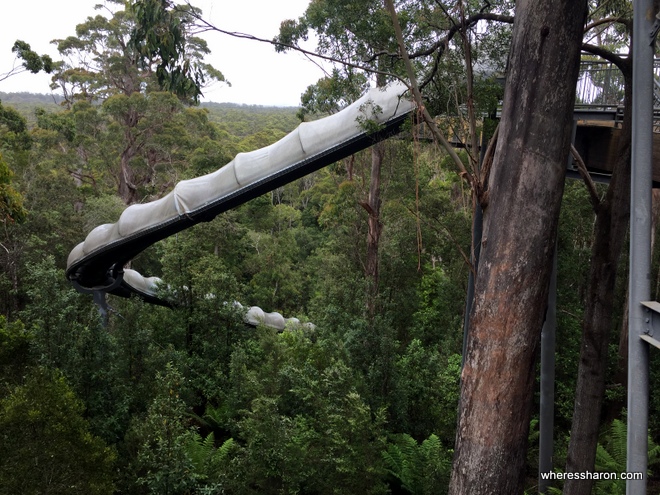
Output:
top-left (66, 83), bottom-right (413, 328)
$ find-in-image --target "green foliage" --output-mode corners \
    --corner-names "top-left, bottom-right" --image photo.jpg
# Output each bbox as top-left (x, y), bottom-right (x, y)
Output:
top-left (0, 100), bottom-right (30, 224)
top-left (393, 343), bottom-right (462, 442)
top-left (0, 99), bottom-right (31, 150)
top-left (592, 419), bottom-right (660, 495)
top-left (0, 316), bottom-right (31, 390)
top-left (411, 267), bottom-right (464, 347)
top-left (19, 256), bottom-right (97, 368)
top-left (0, 153), bottom-right (27, 223)
top-left (185, 432), bottom-right (235, 486)
top-left (130, 0), bottom-right (226, 103)
top-left (297, 69), bottom-right (369, 120)
top-left (382, 433), bottom-right (452, 494)
top-left (0, 368), bottom-right (116, 494)
top-left (216, 327), bottom-right (390, 494)
top-left (132, 363), bottom-right (199, 495)
top-left (11, 40), bottom-right (53, 75)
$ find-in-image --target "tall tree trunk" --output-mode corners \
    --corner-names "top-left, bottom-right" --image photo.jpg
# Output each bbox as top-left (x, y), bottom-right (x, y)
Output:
top-left (365, 141), bottom-right (384, 317)
top-left (564, 68), bottom-right (631, 495)
top-left (364, 72), bottom-right (387, 318)
top-left (118, 152), bottom-right (138, 205)
top-left (118, 109), bottom-right (142, 205)
top-left (448, 1), bottom-right (587, 493)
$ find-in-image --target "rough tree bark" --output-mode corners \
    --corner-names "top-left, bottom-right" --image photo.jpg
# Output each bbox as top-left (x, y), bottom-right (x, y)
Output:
top-left (564, 63), bottom-right (632, 495)
top-left (448, 1), bottom-right (587, 493)
top-left (364, 141), bottom-right (384, 317)
top-left (118, 109), bottom-right (142, 205)
top-left (363, 71), bottom-right (388, 317)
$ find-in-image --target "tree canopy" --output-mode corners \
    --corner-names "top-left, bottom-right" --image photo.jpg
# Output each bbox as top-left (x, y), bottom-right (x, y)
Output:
top-left (0, 0), bottom-right (657, 494)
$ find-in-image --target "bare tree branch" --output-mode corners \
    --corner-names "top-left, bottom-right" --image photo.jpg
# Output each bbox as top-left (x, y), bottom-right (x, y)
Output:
top-left (384, 0), bottom-right (473, 187)
top-left (584, 16), bottom-right (631, 33)
top-left (0, 62), bottom-right (29, 83)
top-left (581, 42), bottom-right (630, 72)
top-left (477, 123), bottom-right (499, 206)
top-left (410, 12), bottom-right (514, 59)
top-left (178, 4), bottom-right (402, 84)
top-left (570, 143), bottom-right (601, 211)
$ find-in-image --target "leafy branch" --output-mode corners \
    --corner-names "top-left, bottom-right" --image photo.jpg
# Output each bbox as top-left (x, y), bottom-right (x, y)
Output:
top-left (0, 41), bottom-right (53, 83)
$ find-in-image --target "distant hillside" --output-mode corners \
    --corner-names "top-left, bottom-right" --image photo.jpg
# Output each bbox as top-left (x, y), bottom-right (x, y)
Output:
top-left (0, 92), bottom-right (64, 126)
top-left (0, 92), bottom-right (301, 135)
top-left (0, 92), bottom-right (64, 106)
top-left (200, 101), bottom-right (300, 138)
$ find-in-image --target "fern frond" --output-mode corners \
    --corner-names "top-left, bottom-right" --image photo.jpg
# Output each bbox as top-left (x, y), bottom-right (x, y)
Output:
top-left (382, 444), bottom-right (407, 480)
top-left (216, 437), bottom-right (235, 461)
top-left (608, 419), bottom-right (627, 467)
top-left (186, 431), bottom-right (215, 472)
top-left (202, 404), bottom-right (224, 430)
top-left (595, 443), bottom-right (618, 473)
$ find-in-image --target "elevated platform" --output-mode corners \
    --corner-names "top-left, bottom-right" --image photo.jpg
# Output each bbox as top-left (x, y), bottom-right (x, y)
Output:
top-left (571, 108), bottom-right (660, 186)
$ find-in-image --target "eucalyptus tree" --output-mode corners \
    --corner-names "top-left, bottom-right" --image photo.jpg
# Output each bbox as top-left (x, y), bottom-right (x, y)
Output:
top-left (378, 0), bottom-right (587, 491)
top-left (433, 0), bottom-right (587, 490)
top-left (25, 0), bottom-right (225, 204)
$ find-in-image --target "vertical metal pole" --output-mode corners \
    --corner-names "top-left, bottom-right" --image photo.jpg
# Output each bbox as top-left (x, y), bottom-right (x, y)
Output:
top-left (628, 0), bottom-right (653, 492)
top-left (539, 245), bottom-right (557, 493)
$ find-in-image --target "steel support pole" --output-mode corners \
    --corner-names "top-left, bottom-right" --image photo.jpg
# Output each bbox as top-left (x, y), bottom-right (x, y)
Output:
top-left (539, 245), bottom-right (557, 493)
top-left (628, 0), bottom-right (653, 492)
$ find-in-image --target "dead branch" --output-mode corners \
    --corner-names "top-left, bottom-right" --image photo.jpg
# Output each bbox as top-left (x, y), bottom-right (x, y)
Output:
top-left (477, 122), bottom-right (499, 206)
top-left (179, 3), bottom-right (402, 84)
top-left (570, 143), bottom-right (601, 211)
top-left (384, 0), bottom-right (473, 188)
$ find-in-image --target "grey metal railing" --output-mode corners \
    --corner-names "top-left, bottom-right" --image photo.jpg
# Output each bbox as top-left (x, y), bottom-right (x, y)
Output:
top-left (576, 59), bottom-right (627, 108)
top-left (575, 57), bottom-right (660, 129)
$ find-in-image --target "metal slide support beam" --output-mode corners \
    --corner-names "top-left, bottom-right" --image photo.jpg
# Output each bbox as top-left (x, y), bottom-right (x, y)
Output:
top-left (628, 0), bottom-right (653, 492)
top-left (640, 301), bottom-right (660, 349)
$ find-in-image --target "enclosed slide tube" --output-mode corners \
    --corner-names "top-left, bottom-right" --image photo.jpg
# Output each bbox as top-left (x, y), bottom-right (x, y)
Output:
top-left (66, 82), bottom-right (414, 329)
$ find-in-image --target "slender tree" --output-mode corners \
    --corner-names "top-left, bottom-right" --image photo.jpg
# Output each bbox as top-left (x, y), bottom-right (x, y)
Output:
top-left (564, 11), bottom-right (633, 494)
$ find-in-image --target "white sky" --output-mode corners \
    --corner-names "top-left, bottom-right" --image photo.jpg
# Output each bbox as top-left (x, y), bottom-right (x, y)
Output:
top-left (0, 0), bottom-right (328, 106)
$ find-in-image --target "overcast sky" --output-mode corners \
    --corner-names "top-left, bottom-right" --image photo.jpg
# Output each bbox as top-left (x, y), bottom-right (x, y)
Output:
top-left (0, 0), bottom-right (327, 106)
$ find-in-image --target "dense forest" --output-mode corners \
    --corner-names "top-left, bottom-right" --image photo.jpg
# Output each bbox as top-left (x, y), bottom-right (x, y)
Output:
top-left (1, 0), bottom-right (659, 494)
